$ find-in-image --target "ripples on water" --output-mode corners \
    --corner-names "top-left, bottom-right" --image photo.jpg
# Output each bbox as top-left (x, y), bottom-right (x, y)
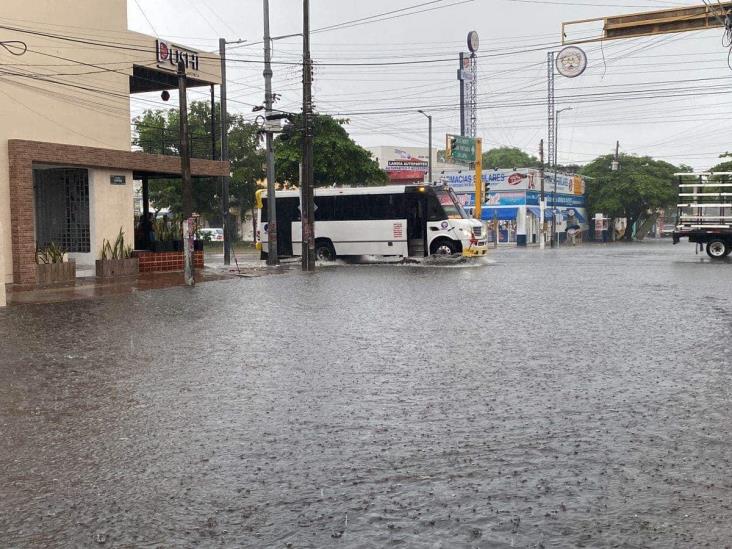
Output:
top-left (0, 241), bottom-right (730, 547)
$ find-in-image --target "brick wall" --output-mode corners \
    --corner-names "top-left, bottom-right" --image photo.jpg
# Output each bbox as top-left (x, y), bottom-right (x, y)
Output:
top-left (136, 251), bottom-right (204, 273)
top-left (8, 140), bottom-right (228, 285)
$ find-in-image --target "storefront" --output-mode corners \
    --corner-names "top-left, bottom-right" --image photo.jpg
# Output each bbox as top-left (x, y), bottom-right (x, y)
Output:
top-left (0, 0), bottom-right (229, 290)
top-left (438, 168), bottom-right (588, 245)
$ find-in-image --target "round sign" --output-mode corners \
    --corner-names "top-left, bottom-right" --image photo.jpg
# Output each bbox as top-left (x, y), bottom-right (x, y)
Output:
top-left (467, 31), bottom-right (479, 53)
top-left (556, 46), bottom-right (587, 78)
top-left (158, 41), bottom-right (170, 61)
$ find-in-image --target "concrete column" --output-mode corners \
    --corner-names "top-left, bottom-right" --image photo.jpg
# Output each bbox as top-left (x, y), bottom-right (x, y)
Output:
top-left (516, 207), bottom-right (527, 247)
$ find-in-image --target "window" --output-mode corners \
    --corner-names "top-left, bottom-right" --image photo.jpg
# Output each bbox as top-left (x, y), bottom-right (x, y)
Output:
top-left (426, 194), bottom-right (447, 222)
top-left (322, 193), bottom-right (405, 221)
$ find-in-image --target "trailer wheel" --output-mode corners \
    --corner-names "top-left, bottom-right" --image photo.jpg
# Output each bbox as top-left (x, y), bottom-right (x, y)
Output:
top-left (706, 240), bottom-right (729, 259)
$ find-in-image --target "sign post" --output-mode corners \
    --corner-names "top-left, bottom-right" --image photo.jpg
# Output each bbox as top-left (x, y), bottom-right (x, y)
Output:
top-left (447, 134), bottom-right (483, 220)
top-left (474, 138), bottom-right (482, 221)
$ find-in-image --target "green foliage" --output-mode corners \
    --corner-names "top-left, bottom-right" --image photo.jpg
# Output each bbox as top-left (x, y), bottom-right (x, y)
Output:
top-left (36, 242), bottom-right (66, 264)
top-left (100, 228), bottom-right (133, 260)
top-left (580, 154), bottom-right (679, 240)
top-left (152, 216), bottom-right (182, 242)
top-left (274, 114), bottom-right (388, 187)
top-left (482, 147), bottom-right (540, 170)
top-left (133, 101), bottom-right (265, 227)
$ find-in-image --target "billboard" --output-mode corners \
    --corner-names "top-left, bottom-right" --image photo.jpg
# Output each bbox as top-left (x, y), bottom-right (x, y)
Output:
top-left (440, 168), bottom-right (585, 195)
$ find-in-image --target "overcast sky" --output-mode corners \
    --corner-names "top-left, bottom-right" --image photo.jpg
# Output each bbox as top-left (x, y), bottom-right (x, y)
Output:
top-left (128, 0), bottom-right (732, 171)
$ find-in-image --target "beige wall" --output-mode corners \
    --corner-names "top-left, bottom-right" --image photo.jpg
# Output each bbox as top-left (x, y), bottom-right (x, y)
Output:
top-left (0, 1), bottom-right (221, 284)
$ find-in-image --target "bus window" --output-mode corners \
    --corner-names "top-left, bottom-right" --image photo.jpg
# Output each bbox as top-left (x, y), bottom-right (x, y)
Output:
top-left (436, 190), bottom-right (468, 219)
top-left (426, 194), bottom-right (446, 222)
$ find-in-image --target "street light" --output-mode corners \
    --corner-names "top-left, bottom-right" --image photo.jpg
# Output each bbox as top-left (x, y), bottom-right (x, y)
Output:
top-left (552, 106), bottom-right (573, 248)
top-left (417, 109), bottom-right (433, 183)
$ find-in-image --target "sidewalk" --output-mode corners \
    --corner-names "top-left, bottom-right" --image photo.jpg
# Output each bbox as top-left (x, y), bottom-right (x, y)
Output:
top-left (6, 259), bottom-right (273, 306)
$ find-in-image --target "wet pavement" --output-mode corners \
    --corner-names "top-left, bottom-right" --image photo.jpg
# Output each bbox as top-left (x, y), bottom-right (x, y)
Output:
top-left (1, 240), bottom-right (731, 548)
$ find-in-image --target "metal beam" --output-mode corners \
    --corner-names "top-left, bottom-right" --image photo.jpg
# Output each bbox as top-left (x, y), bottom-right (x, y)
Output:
top-left (562, 2), bottom-right (732, 45)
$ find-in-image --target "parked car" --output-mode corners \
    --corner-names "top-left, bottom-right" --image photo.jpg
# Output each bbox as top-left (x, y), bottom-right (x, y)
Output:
top-left (199, 228), bottom-right (224, 242)
top-left (661, 223), bottom-right (675, 237)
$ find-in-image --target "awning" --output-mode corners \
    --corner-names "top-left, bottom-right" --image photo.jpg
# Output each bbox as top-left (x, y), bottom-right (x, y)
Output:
top-left (527, 206), bottom-right (548, 218)
top-left (527, 206), bottom-right (553, 220)
top-left (482, 207), bottom-right (518, 221)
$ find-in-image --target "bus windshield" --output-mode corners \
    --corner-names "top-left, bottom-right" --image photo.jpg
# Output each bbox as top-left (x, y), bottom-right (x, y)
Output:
top-left (436, 189), bottom-right (468, 219)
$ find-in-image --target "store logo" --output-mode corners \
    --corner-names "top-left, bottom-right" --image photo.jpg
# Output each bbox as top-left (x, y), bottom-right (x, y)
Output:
top-left (156, 40), bottom-right (200, 72)
top-left (507, 173), bottom-right (524, 186)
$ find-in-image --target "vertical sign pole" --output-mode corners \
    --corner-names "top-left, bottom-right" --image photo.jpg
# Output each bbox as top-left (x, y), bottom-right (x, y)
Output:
top-left (474, 138), bottom-right (482, 221)
top-left (459, 52), bottom-right (466, 137)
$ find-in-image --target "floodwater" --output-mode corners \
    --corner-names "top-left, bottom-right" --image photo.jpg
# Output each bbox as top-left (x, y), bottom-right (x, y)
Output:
top-left (1, 241), bottom-right (731, 548)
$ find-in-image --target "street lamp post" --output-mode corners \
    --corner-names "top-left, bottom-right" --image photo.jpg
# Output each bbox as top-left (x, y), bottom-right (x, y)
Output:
top-left (417, 110), bottom-right (432, 183)
top-left (552, 106), bottom-right (572, 248)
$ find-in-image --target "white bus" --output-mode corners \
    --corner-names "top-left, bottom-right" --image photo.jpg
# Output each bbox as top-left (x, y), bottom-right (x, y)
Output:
top-left (255, 184), bottom-right (487, 261)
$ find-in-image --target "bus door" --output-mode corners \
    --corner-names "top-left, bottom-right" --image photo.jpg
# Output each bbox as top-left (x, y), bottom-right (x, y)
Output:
top-left (405, 192), bottom-right (427, 257)
top-left (276, 197), bottom-right (300, 256)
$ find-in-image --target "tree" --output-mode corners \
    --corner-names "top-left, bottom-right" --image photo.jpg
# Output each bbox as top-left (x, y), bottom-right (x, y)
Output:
top-left (274, 114), bottom-right (387, 187)
top-left (482, 147), bottom-right (539, 169)
top-left (580, 154), bottom-right (679, 241)
top-left (133, 101), bottom-right (264, 232)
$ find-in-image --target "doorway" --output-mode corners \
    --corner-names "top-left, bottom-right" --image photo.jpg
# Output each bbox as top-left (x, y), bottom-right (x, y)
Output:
top-left (34, 168), bottom-right (90, 254)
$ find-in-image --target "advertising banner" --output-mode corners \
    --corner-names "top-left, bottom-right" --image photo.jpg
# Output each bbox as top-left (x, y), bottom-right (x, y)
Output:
top-left (441, 169), bottom-right (585, 195)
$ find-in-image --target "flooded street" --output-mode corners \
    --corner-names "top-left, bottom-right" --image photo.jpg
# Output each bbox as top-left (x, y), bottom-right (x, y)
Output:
top-left (1, 241), bottom-right (731, 548)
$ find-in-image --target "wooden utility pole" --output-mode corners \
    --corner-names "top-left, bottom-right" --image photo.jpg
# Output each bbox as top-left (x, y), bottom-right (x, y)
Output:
top-left (301, 0), bottom-right (315, 271)
top-left (178, 60), bottom-right (194, 286)
top-left (219, 39), bottom-right (231, 266)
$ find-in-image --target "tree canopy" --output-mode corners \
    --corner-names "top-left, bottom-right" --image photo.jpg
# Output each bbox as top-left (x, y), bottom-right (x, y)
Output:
top-left (273, 114), bottom-right (387, 187)
top-left (580, 154), bottom-right (679, 240)
top-left (482, 147), bottom-right (540, 169)
top-left (133, 101), bottom-right (264, 225)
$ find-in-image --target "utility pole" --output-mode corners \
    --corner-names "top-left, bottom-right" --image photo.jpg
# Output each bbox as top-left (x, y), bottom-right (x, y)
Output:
top-left (301, 0), bottom-right (315, 271)
top-left (178, 60), bottom-right (194, 286)
top-left (418, 110), bottom-right (432, 182)
top-left (219, 39), bottom-right (231, 266)
top-left (611, 140), bottom-right (620, 171)
top-left (539, 138), bottom-right (545, 250)
top-left (263, 0), bottom-right (279, 266)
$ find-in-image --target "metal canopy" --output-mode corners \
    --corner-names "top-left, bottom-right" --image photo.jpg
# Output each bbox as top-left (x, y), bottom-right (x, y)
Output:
top-left (130, 65), bottom-right (213, 94)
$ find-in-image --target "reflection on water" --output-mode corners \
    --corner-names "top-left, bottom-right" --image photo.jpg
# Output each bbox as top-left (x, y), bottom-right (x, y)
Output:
top-left (1, 241), bottom-right (731, 547)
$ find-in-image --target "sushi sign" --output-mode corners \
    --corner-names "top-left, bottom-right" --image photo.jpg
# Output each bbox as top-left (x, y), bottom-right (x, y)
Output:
top-left (156, 40), bottom-right (200, 72)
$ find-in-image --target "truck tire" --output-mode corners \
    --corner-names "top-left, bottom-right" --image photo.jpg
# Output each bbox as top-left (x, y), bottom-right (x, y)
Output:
top-left (706, 240), bottom-right (729, 259)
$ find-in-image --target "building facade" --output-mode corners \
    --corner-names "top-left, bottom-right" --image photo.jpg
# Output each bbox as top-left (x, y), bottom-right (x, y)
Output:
top-left (0, 0), bottom-right (228, 291)
top-left (437, 168), bottom-right (588, 245)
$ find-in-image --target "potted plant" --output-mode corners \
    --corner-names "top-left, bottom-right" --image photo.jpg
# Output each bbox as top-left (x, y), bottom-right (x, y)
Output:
top-left (96, 228), bottom-right (139, 278)
top-left (36, 242), bottom-right (76, 285)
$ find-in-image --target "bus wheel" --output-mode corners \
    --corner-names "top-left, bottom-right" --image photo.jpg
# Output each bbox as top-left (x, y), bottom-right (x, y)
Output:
top-left (314, 239), bottom-right (336, 262)
top-left (430, 238), bottom-right (458, 256)
top-left (706, 240), bottom-right (728, 259)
